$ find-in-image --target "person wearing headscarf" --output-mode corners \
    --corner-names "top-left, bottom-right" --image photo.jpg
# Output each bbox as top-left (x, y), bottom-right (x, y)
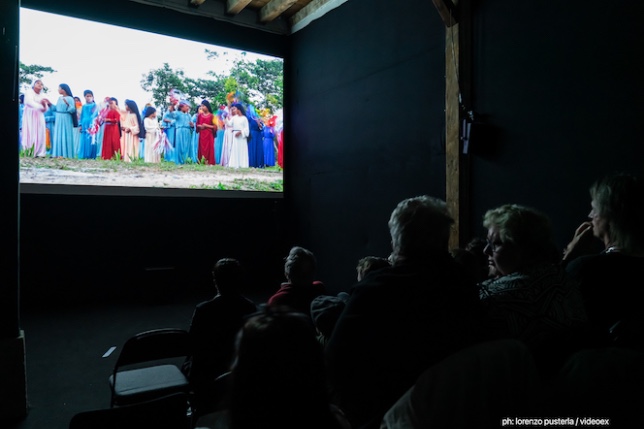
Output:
top-left (246, 104), bottom-right (265, 168)
top-left (262, 115), bottom-right (277, 167)
top-left (225, 103), bottom-right (250, 168)
top-left (78, 90), bottom-right (98, 159)
top-left (143, 106), bottom-right (161, 163)
top-left (196, 99), bottom-right (216, 165)
top-left (174, 100), bottom-right (194, 164)
top-left (21, 79), bottom-right (49, 157)
top-left (121, 99), bottom-right (141, 162)
top-left (48, 83), bottom-right (77, 158)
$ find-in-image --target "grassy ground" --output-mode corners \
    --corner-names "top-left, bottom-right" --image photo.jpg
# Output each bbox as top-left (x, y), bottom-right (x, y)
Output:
top-left (19, 154), bottom-right (284, 192)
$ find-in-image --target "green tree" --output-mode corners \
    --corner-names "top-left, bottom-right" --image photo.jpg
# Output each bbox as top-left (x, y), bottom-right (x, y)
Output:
top-left (19, 62), bottom-right (56, 93)
top-left (184, 76), bottom-right (228, 108)
top-left (140, 63), bottom-right (188, 110)
top-left (228, 58), bottom-right (283, 112)
top-left (140, 55), bottom-right (283, 114)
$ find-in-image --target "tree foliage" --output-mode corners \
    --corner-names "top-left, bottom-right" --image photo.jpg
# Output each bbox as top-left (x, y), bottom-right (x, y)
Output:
top-left (19, 62), bottom-right (56, 93)
top-left (140, 53), bottom-right (283, 114)
top-left (140, 63), bottom-right (188, 110)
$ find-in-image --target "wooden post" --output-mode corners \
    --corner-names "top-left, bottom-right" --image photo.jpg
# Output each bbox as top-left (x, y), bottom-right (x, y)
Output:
top-left (441, 0), bottom-right (471, 250)
top-left (445, 1), bottom-right (461, 250)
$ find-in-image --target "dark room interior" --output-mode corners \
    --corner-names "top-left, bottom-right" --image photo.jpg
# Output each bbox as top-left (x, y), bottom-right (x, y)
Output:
top-left (2, 0), bottom-right (644, 428)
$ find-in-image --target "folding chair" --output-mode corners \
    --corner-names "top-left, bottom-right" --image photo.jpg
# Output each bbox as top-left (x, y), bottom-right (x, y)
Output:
top-left (69, 392), bottom-right (192, 429)
top-left (108, 328), bottom-right (193, 407)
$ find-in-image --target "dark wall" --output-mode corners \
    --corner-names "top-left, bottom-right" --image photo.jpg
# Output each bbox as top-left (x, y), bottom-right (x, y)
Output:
top-left (20, 194), bottom-right (286, 306)
top-left (287, 0), bottom-right (448, 293)
top-left (0, 0), bottom-right (20, 339)
top-left (467, 1), bottom-right (644, 249)
top-left (288, 0), bottom-right (644, 294)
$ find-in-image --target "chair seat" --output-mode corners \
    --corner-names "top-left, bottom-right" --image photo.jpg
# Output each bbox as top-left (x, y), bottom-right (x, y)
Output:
top-left (109, 364), bottom-right (190, 405)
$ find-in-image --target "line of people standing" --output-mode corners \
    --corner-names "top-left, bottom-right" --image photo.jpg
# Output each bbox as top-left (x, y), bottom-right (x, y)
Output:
top-left (20, 81), bottom-right (284, 169)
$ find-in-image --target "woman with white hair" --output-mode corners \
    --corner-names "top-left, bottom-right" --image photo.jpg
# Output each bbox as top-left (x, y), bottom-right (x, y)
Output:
top-left (478, 204), bottom-right (587, 345)
top-left (563, 173), bottom-right (644, 347)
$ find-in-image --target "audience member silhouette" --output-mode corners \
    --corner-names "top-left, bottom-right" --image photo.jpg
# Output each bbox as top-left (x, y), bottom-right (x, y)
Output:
top-left (310, 256), bottom-right (390, 348)
top-left (183, 258), bottom-right (257, 417)
top-left (563, 173), bottom-right (644, 349)
top-left (325, 195), bottom-right (479, 429)
top-left (477, 204), bottom-right (589, 374)
top-left (267, 246), bottom-right (326, 315)
top-left (381, 339), bottom-right (541, 429)
top-left (355, 256), bottom-right (390, 281)
top-left (195, 306), bottom-right (351, 429)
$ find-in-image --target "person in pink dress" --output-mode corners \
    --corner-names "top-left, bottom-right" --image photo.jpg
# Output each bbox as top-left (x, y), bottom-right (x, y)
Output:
top-left (21, 79), bottom-right (49, 157)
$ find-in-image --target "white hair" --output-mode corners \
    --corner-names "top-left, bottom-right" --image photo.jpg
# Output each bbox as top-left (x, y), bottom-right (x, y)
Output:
top-left (388, 196), bottom-right (454, 264)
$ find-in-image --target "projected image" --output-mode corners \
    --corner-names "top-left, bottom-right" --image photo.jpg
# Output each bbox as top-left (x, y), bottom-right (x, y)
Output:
top-left (18, 8), bottom-right (284, 194)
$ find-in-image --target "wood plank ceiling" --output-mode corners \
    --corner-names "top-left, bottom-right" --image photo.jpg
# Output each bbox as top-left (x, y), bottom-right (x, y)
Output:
top-left (128, 0), bottom-right (348, 35)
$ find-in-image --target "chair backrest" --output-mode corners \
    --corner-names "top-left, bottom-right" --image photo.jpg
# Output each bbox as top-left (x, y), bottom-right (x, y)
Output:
top-left (114, 328), bottom-right (192, 369)
top-left (69, 392), bottom-right (192, 429)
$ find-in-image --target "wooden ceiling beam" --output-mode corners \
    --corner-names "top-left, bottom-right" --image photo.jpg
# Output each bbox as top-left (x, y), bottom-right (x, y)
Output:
top-left (227, 0), bottom-right (252, 15)
top-left (260, 0), bottom-right (298, 22)
top-left (290, 0), bottom-right (349, 33)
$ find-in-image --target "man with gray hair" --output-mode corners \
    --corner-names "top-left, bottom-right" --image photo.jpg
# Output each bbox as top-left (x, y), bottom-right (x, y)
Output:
top-left (267, 246), bottom-right (326, 315)
top-left (325, 195), bottom-right (479, 429)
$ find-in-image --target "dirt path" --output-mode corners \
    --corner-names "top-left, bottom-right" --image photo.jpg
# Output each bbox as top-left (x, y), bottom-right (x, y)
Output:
top-left (19, 157), bottom-right (283, 191)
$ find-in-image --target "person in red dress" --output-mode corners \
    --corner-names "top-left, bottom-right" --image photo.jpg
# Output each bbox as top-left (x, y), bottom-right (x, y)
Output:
top-left (196, 99), bottom-right (216, 165)
top-left (101, 97), bottom-right (122, 160)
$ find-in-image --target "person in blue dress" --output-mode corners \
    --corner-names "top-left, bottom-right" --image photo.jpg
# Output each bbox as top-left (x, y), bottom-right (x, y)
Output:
top-left (173, 100), bottom-right (193, 164)
top-left (18, 94), bottom-right (24, 150)
top-left (78, 90), bottom-right (98, 159)
top-left (44, 106), bottom-right (55, 156)
top-left (46, 83), bottom-right (77, 158)
top-left (190, 106), bottom-right (200, 163)
top-left (161, 104), bottom-right (177, 163)
top-left (246, 104), bottom-right (264, 168)
top-left (262, 118), bottom-right (276, 167)
top-left (214, 108), bottom-right (225, 165)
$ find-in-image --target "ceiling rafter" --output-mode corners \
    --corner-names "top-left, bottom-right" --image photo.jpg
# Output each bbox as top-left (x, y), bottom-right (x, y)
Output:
top-left (226, 0), bottom-right (253, 14)
top-left (128, 0), bottom-right (349, 34)
top-left (259, 0), bottom-right (298, 23)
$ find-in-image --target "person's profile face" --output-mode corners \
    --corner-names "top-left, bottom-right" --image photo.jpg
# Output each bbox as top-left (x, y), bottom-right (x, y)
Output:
top-left (589, 200), bottom-right (608, 240)
top-left (484, 226), bottom-right (521, 276)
